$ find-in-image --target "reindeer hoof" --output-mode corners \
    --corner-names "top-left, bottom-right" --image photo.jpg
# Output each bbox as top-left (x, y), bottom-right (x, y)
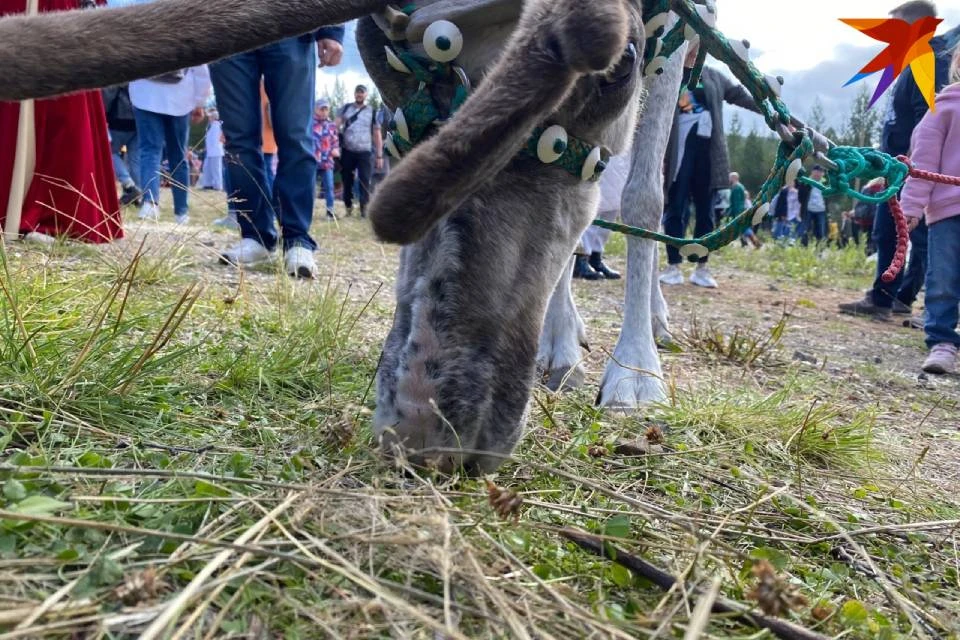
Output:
top-left (543, 364), bottom-right (586, 392)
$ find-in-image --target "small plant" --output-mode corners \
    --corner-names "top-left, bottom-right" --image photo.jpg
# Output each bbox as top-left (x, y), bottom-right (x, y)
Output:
top-left (676, 310), bottom-right (788, 367)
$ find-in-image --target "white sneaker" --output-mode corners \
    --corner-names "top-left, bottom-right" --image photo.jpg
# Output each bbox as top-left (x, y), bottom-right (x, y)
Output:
top-left (174, 214), bottom-right (190, 225)
top-left (690, 265), bottom-right (718, 289)
top-left (22, 231), bottom-right (56, 246)
top-left (138, 202), bottom-right (159, 221)
top-left (219, 238), bottom-right (275, 266)
top-left (213, 214), bottom-right (240, 230)
top-left (285, 245), bottom-right (317, 279)
top-left (659, 264), bottom-right (684, 286)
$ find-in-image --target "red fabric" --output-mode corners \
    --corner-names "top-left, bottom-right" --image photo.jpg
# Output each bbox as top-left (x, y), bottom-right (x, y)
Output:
top-left (0, 0), bottom-right (122, 242)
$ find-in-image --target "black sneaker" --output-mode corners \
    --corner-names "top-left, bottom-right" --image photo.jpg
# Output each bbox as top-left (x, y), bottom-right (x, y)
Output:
top-left (838, 295), bottom-right (891, 319)
top-left (891, 299), bottom-right (912, 315)
top-left (120, 185), bottom-right (142, 207)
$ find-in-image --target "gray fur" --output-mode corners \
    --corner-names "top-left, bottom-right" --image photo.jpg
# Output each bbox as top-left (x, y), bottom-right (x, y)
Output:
top-left (2, 0), bottom-right (651, 474)
top-left (362, 0), bottom-right (645, 473)
top-left (0, 0), bottom-right (390, 101)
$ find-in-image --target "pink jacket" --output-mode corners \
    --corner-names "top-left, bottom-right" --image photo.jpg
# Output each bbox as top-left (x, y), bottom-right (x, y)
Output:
top-left (899, 83), bottom-right (960, 226)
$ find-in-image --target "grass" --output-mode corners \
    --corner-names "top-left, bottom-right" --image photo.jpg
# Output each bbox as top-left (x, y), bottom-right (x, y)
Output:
top-left (715, 236), bottom-right (876, 290)
top-left (1, 194), bottom-right (958, 639)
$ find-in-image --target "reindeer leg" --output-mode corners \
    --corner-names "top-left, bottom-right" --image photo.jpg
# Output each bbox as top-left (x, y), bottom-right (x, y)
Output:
top-left (596, 53), bottom-right (686, 410)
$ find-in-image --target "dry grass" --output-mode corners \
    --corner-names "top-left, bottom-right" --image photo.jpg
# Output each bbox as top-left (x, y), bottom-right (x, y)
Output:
top-left (1, 188), bottom-right (959, 639)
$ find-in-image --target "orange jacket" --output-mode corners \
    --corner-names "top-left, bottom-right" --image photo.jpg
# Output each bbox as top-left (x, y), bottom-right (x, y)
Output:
top-left (260, 82), bottom-right (277, 154)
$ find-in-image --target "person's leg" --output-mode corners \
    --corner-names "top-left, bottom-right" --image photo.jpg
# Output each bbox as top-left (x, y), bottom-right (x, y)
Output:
top-left (870, 200), bottom-right (900, 308)
top-left (263, 152), bottom-right (276, 199)
top-left (109, 130), bottom-right (132, 186)
top-left (210, 49), bottom-right (278, 250)
top-left (663, 130), bottom-right (698, 266)
top-left (163, 113), bottom-right (191, 219)
top-left (356, 151), bottom-right (374, 215)
top-left (125, 130), bottom-right (140, 191)
top-left (340, 150), bottom-right (358, 212)
top-left (321, 168), bottom-right (335, 216)
top-left (133, 108), bottom-right (165, 212)
top-left (587, 208), bottom-right (620, 279)
top-left (262, 36), bottom-right (317, 252)
top-left (921, 218), bottom-right (960, 371)
top-left (896, 219), bottom-right (928, 308)
top-left (690, 137), bottom-right (713, 265)
top-left (817, 212), bottom-right (827, 242)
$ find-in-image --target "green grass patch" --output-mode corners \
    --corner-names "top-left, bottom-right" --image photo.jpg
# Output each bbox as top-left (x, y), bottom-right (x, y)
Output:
top-left (717, 237), bottom-right (875, 290)
top-left (1, 231), bottom-right (958, 639)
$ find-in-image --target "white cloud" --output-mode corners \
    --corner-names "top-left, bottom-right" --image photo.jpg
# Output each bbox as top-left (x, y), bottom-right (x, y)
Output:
top-left (325, 5), bottom-right (960, 128)
top-left (716, 0), bottom-right (960, 73)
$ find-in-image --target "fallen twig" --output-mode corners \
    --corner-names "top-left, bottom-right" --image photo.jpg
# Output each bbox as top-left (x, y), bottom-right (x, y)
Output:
top-left (559, 527), bottom-right (829, 640)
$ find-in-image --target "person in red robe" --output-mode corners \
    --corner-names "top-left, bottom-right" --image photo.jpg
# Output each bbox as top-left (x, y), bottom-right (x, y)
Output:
top-left (0, 0), bottom-right (122, 243)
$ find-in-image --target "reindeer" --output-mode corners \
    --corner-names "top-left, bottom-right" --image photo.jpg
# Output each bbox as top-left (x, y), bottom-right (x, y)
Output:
top-left (2, 0), bottom-right (691, 474)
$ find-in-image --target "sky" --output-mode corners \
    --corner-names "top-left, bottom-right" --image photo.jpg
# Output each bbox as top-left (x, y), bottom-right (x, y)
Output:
top-left (317, 1), bottom-right (960, 130)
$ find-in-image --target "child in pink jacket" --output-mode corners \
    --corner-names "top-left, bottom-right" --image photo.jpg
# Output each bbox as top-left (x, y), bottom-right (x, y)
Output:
top-left (900, 47), bottom-right (960, 375)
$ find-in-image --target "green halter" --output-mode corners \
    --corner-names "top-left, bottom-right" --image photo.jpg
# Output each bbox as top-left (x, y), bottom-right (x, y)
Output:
top-left (379, 6), bottom-right (611, 183)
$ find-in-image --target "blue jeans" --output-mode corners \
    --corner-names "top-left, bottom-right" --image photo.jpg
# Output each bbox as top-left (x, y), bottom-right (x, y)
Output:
top-left (804, 210), bottom-right (827, 244)
top-left (923, 216), bottom-right (960, 348)
top-left (773, 219), bottom-right (799, 240)
top-left (134, 108), bottom-right (190, 216)
top-left (870, 200), bottom-right (928, 308)
top-left (110, 128), bottom-right (139, 189)
top-left (264, 152), bottom-right (276, 198)
top-left (317, 167), bottom-right (335, 213)
top-left (209, 37), bottom-right (317, 252)
top-left (896, 224), bottom-right (928, 307)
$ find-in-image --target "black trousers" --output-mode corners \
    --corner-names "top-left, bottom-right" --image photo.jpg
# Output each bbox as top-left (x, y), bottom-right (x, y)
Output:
top-left (664, 124), bottom-right (713, 265)
top-left (340, 149), bottom-right (373, 209)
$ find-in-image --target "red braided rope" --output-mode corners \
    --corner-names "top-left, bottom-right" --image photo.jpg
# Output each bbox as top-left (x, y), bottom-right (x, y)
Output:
top-left (897, 154), bottom-right (960, 187)
top-left (881, 156), bottom-right (960, 283)
top-left (882, 197), bottom-right (910, 283)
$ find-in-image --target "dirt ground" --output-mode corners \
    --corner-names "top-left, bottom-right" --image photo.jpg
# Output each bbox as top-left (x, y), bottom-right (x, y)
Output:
top-left (79, 190), bottom-right (959, 492)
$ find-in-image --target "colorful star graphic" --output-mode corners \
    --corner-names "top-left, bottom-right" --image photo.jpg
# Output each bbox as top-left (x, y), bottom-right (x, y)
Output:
top-left (841, 16), bottom-right (943, 111)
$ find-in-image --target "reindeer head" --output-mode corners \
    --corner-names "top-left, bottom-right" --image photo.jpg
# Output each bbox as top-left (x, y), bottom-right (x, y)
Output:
top-left (358, 0), bottom-right (647, 473)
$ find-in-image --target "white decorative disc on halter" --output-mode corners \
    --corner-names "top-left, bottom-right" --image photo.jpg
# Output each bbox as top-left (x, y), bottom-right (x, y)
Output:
top-left (643, 12), bottom-right (671, 36)
top-left (385, 134), bottom-right (402, 159)
top-left (423, 20), bottom-right (464, 63)
top-left (752, 203), bottom-right (770, 226)
top-left (393, 108), bottom-right (410, 142)
top-left (679, 243), bottom-right (709, 260)
top-left (536, 125), bottom-right (568, 163)
top-left (581, 147), bottom-right (604, 181)
top-left (785, 158), bottom-right (803, 186)
top-left (385, 46), bottom-right (411, 74)
top-left (644, 55), bottom-right (668, 77)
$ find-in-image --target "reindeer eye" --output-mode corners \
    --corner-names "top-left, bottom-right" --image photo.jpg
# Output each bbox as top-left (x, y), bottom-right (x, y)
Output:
top-left (423, 20), bottom-right (464, 63)
top-left (644, 56), bottom-right (668, 77)
top-left (536, 125), bottom-right (568, 163)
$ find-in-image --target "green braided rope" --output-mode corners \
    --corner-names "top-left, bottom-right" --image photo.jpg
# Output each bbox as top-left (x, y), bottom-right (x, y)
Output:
top-left (592, 0), bottom-right (913, 257)
top-left (798, 147), bottom-right (908, 203)
top-left (593, 136), bottom-right (813, 255)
